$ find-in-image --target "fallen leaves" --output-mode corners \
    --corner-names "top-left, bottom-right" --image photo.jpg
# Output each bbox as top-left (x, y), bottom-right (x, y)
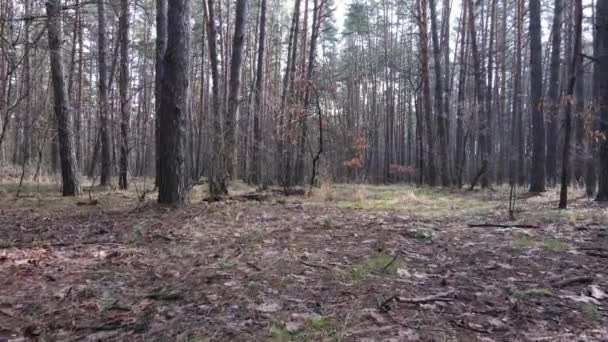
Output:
top-left (1, 186), bottom-right (607, 341)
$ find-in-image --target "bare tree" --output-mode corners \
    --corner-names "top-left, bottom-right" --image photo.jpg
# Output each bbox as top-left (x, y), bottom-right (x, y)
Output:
top-left (225, 0), bottom-right (249, 179)
top-left (546, 0), bottom-right (563, 186)
top-left (46, 0), bottom-right (81, 196)
top-left (155, 0), bottom-right (167, 187)
top-left (250, 0), bottom-right (267, 185)
top-left (204, 0), bottom-right (227, 196)
top-left (418, 0), bottom-right (436, 186)
top-left (529, 0), bottom-right (546, 192)
top-left (157, 0), bottom-right (191, 204)
top-left (429, 0), bottom-right (451, 186)
top-left (560, 0), bottom-right (582, 209)
top-left (119, 0), bottom-right (130, 189)
top-left (596, 0), bottom-right (608, 201)
top-left (97, 0), bottom-right (112, 186)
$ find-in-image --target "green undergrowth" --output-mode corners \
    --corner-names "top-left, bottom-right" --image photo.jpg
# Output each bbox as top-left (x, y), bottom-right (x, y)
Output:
top-left (350, 253), bottom-right (400, 281)
top-left (270, 316), bottom-right (335, 342)
top-left (324, 184), bottom-right (498, 219)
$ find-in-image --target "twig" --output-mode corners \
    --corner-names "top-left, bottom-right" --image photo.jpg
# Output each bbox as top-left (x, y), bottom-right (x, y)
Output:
top-left (382, 254), bottom-right (399, 271)
top-left (246, 262), bottom-right (262, 271)
top-left (467, 223), bottom-right (540, 229)
top-left (552, 276), bottom-right (594, 288)
top-left (397, 290), bottom-right (456, 304)
top-left (449, 319), bottom-right (491, 334)
top-left (0, 240), bottom-right (124, 250)
top-left (377, 301), bottom-right (450, 333)
top-left (585, 251), bottom-right (608, 259)
top-left (299, 259), bottom-right (331, 271)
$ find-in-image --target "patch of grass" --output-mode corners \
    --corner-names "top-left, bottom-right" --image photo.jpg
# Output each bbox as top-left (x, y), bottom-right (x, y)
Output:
top-left (580, 303), bottom-right (600, 321)
top-left (336, 198), bottom-right (400, 210)
top-left (512, 232), bottom-right (536, 249)
top-left (510, 287), bottom-right (553, 301)
top-left (542, 238), bottom-right (569, 252)
top-left (306, 316), bottom-right (333, 332)
top-left (269, 316), bottom-right (335, 342)
top-left (351, 254), bottom-right (400, 281)
top-left (322, 216), bottom-right (333, 229)
top-left (270, 322), bottom-right (292, 342)
top-left (317, 181), bottom-right (336, 202)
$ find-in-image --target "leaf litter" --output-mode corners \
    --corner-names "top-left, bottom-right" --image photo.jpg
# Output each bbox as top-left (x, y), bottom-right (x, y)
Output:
top-left (0, 186), bottom-right (607, 341)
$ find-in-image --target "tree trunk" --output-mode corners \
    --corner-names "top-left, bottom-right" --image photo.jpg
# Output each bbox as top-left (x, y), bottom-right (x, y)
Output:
top-left (205, 0), bottom-right (228, 196)
top-left (596, 0), bottom-right (608, 201)
top-left (455, 0), bottom-right (468, 188)
top-left (250, 0), bottom-right (267, 185)
top-left (97, 0), bottom-right (112, 186)
top-left (418, 0), bottom-right (437, 186)
top-left (224, 0), bottom-right (249, 180)
top-left (467, 0), bottom-right (486, 189)
top-left (46, 0), bottom-right (81, 196)
top-left (546, 0), bottom-right (562, 186)
top-left (559, 0), bottom-right (582, 209)
top-left (529, 0), bottom-right (546, 192)
top-left (157, 0), bottom-right (191, 204)
top-left (22, 0), bottom-right (32, 168)
top-left (155, 0), bottom-right (167, 187)
top-left (429, 0), bottom-right (451, 186)
top-left (118, 0), bottom-right (130, 190)
top-left (483, 0), bottom-right (497, 187)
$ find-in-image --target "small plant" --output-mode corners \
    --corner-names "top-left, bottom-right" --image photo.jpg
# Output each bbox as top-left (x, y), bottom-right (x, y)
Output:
top-left (322, 216), bottom-right (333, 229)
top-left (270, 322), bottom-right (291, 342)
top-left (510, 287), bottom-right (553, 301)
top-left (318, 180), bottom-right (335, 202)
top-left (580, 303), bottom-right (600, 321)
top-left (512, 232), bottom-right (535, 248)
top-left (351, 254), bottom-right (400, 281)
top-left (414, 229), bottom-right (433, 243)
top-left (307, 316), bottom-right (333, 333)
top-left (542, 238), bottom-right (569, 252)
top-left (269, 316), bottom-right (335, 342)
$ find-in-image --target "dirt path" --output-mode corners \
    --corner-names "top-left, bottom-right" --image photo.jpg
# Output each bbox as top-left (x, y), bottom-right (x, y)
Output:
top-left (0, 188), bottom-right (607, 341)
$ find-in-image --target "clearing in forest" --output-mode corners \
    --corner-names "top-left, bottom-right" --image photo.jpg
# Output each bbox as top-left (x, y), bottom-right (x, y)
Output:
top-left (0, 182), bottom-right (607, 341)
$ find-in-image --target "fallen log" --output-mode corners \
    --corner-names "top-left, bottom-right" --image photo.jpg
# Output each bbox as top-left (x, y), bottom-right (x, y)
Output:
top-left (467, 223), bottom-right (540, 229)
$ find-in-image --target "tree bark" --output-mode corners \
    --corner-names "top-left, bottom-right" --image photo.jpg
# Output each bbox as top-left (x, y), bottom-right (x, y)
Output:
top-left (224, 0), bottom-right (249, 180)
top-left (118, 0), bottom-right (130, 190)
top-left (596, 0), bottom-right (608, 201)
top-left (529, 0), bottom-right (546, 192)
top-left (46, 0), bottom-right (81, 196)
top-left (250, 0), bottom-right (267, 185)
top-left (559, 0), bottom-right (582, 209)
top-left (97, 0), bottom-right (112, 186)
top-left (546, 0), bottom-right (562, 186)
top-left (204, 0), bottom-right (228, 196)
top-left (418, 0), bottom-right (437, 186)
top-left (429, 0), bottom-right (451, 186)
top-left (455, 0), bottom-right (468, 188)
top-left (155, 0), bottom-right (167, 187)
top-left (157, 0), bottom-right (191, 204)
top-left (467, 0), bottom-right (486, 189)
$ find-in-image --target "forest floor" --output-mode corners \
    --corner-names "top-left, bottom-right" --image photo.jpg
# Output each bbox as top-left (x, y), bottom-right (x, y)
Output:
top-left (0, 180), bottom-right (607, 341)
